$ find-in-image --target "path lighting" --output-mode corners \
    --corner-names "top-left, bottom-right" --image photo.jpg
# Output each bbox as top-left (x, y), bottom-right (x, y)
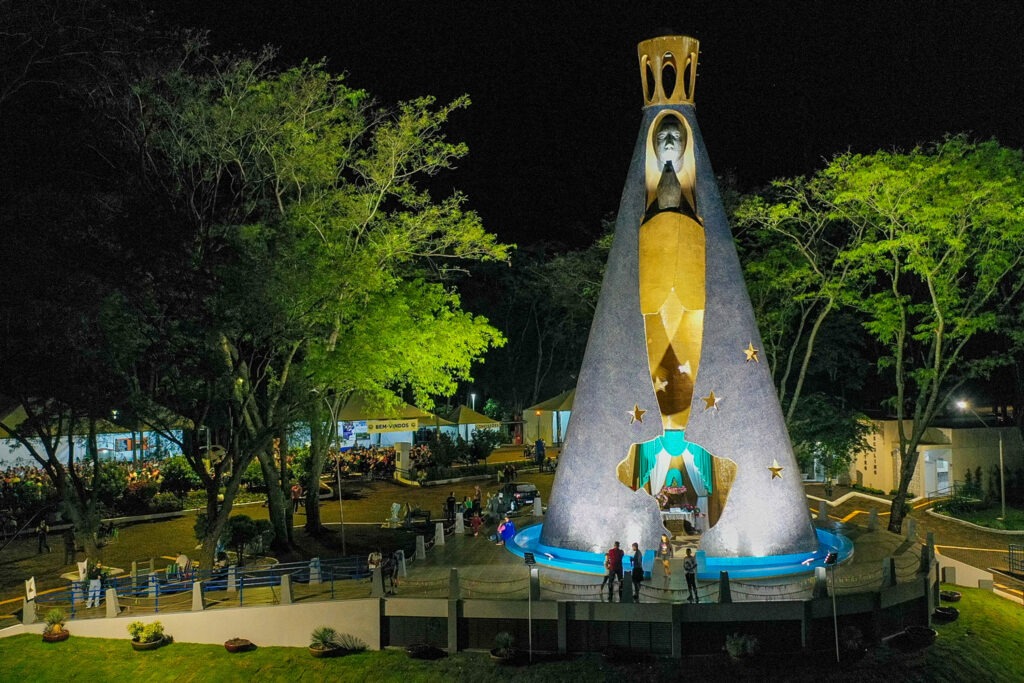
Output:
top-left (956, 400), bottom-right (1005, 520)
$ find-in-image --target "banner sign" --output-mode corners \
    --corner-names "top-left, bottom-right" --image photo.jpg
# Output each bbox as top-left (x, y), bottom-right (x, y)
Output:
top-left (367, 419), bottom-right (419, 434)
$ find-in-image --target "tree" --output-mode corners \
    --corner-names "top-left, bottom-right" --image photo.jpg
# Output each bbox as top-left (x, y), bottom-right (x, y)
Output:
top-left (787, 393), bottom-right (874, 492)
top-left (115, 49), bottom-right (509, 553)
top-left (819, 137), bottom-right (1024, 531)
top-left (734, 176), bottom-right (866, 422)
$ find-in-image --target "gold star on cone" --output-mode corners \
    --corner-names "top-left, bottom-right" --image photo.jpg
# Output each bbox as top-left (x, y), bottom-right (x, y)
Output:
top-left (744, 342), bottom-right (760, 363)
top-left (678, 361), bottom-right (692, 376)
top-left (701, 391), bottom-right (719, 410)
top-left (768, 458), bottom-right (784, 479)
top-left (653, 376), bottom-right (668, 392)
top-left (628, 404), bottom-right (647, 424)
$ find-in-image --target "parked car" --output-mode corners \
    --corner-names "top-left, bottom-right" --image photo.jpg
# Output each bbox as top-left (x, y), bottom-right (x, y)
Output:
top-left (499, 482), bottom-right (539, 513)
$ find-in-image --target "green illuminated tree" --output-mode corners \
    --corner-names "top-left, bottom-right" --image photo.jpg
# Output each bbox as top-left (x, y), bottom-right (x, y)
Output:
top-left (118, 49), bottom-right (508, 555)
top-left (743, 137), bottom-right (1024, 530)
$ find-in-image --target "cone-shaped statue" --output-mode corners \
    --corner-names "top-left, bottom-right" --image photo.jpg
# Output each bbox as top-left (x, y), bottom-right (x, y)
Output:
top-left (541, 35), bottom-right (818, 559)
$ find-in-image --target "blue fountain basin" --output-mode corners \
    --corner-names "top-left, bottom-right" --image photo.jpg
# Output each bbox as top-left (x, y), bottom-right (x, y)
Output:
top-left (505, 523), bottom-right (853, 580)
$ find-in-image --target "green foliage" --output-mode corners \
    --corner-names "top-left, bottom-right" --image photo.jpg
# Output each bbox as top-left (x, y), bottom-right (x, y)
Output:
top-left (493, 631), bottom-right (514, 655)
top-left (724, 632), bottom-right (760, 658)
top-left (127, 620), bottom-right (164, 643)
top-left (148, 492), bottom-right (183, 513)
top-left (467, 429), bottom-right (503, 462)
top-left (334, 633), bottom-right (367, 652)
top-left (159, 456), bottom-right (201, 498)
top-left (309, 626), bottom-right (339, 649)
top-left (119, 480), bottom-right (159, 515)
top-left (422, 463), bottom-right (493, 482)
top-left (43, 608), bottom-right (66, 635)
top-left (93, 462), bottom-right (128, 511)
top-left (241, 459), bottom-right (267, 492)
top-left (739, 136), bottom-right (1024, 533)
top-left (788, 393), bottom-right (875, 478)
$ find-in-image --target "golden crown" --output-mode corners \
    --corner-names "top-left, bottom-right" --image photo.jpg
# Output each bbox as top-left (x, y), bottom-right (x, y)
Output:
top-left (637, 35), bottom-right (700, 106)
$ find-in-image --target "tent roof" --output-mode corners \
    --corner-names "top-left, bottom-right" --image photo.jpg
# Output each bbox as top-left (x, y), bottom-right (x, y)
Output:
top-left (526, 388), bottom-right (576, 412)
top-left (337, 394), bottom-right (453, 426)
top-left (446, 405), bottom-right (500, 426)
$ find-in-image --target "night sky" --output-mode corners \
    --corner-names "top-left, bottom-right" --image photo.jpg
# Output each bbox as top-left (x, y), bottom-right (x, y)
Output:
top-left (152, 2), bottom-right (1024, 248)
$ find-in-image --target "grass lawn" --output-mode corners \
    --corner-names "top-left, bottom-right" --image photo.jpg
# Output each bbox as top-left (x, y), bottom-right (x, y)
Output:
top-left (949, 505), bottom-right (1024, 531)
top-left (2, 585), bottom-right (1023, 681)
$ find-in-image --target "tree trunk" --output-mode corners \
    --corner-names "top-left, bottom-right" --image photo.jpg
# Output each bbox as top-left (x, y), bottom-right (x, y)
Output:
top-left (255, 451), bottom-right (291, 549)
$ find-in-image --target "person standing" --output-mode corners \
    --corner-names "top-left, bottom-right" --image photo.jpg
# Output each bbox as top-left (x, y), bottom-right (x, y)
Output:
top-left (630, 542), bottom-right (645, 601)
top-left (63, 526), bottom-right (76, 564)
top-left (290, 482), bottom-right (303, 514)
top-left (683, 547), bottom-right (699, 603)
top-left (36, 519), bottom-right (50, 553)
top-left (658, 534), bottom-right (674, 580)
top-left (470, 512), bottom-right (483, 537)
top-left (601, 541), bottom-right (625, 601)
top-left (472, 485), bottom-right (482, 515)
top-left (446, 491), bottom-right (457, 523)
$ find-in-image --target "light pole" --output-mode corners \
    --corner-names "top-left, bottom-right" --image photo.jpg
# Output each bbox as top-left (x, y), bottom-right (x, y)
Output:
top-left (470, 392), bottom-right (476, 411)
top-left (956, 400), bottom-right (1005, 520)
top-left (826, 550), bottom-right (839, 664)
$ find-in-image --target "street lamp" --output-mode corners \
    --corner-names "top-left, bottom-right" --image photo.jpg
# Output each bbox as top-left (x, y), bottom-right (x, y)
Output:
top-left (470, 392), bottom-right (476, 411)
top-left (956, 400), bottom-right (1005, 520)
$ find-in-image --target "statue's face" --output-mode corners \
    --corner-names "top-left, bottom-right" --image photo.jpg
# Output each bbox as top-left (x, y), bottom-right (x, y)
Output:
top-left (654, 118), bottom-right (685, 170)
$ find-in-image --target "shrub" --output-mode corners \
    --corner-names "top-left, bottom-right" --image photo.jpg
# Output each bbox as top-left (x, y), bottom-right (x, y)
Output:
top-left (422, 463), bottom-right (492, 481)
top-left (128, 620), bottom-right (164, 643)
top-left (43, 608), bottom-right (66, 635)
top-left (149, 492), bottom-right (183, 513)
top-left (119, 480), bottom-right (159, 515)
top-left (159, 456), bottom-right (201, 498)
top-left (335, 633), bottom-right (367, 652)
top-left (724, 632), bottom-right (759, 658)
top-left (493, 631), bottom-right (514, 656)
top-left (310, 626), bottom-right (339, 649)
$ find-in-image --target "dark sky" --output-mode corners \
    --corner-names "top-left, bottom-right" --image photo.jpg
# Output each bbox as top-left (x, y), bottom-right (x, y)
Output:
top-left (153, 2), bottom-right (1024, 248)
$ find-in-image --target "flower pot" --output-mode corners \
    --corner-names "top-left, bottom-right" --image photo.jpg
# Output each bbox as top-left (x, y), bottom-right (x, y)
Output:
top-left (224, 638), bottom-right (254, 653)
top-left (131, 637), bottom-right (164, 651)
top-left (939, 590), bottom-right (961, 602)
top-left (42, 629), bottom-right (69, 643)
top-left (308, 645), bottom-right (342, 658)
top-left (932, 606), bottom-right (959, 623)
top-left (489, 648), bottom-right (515, 663)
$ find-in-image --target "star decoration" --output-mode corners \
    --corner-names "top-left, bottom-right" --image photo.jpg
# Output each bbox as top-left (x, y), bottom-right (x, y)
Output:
top-left (701, 391), bottom-right (720, 411)
top-left (628, 404), bottom-right (647, 424)
top-left (744, 342), bottom-right (760, 363)
top-left (678, 361), bottom-right (692, 376)
top-left (768, 458), bottom-right (784, 479)
top-left (653, 377), bottom-right (668, 392)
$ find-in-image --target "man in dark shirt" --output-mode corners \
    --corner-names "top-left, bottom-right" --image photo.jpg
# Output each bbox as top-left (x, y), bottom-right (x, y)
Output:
top-left (600, 541), bottom-right (625, 601)
top-left (446, 491), bottom-right (457, 523)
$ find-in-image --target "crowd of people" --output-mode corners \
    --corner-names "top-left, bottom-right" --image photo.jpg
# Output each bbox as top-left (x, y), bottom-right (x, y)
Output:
top-left (332, 445), bottom-right (404, 480)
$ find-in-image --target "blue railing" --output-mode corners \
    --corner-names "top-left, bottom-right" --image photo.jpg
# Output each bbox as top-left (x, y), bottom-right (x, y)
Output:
top-left (33, 555), bottom-right (372, 620)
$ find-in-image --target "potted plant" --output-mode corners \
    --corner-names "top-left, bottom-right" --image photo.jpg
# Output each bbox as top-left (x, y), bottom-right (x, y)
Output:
top-left (490, 631), bottom-right (516, 662)
top-left (224, 637), bottom-right (255, 653)
top-left (724, 632), bottom-right (759, 664)
top-left (839, 625), bottom-right (867, 661)
top-left (128, 620), bottom-right (166, 651)
top-left (41, 608), bottom-right (69, 643)
top-left (309, 626), bottom-right (342, 658)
